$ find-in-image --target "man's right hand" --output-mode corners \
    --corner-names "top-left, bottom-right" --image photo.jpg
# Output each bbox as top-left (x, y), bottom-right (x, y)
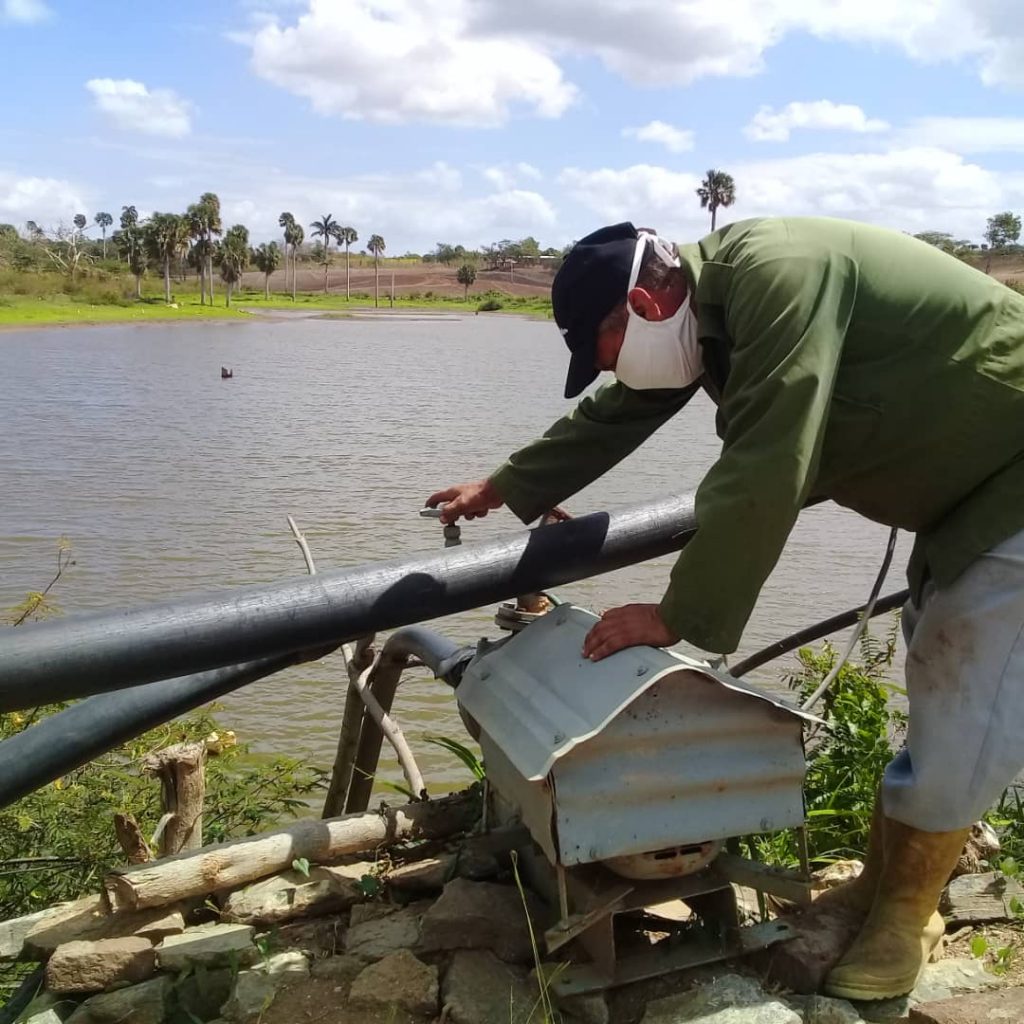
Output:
top-left (425, 479), bottom-right (505, 524)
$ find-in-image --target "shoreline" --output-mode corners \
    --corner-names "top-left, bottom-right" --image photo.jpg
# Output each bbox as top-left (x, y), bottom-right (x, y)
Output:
top-left (0, 301), bottom-right (551, 333)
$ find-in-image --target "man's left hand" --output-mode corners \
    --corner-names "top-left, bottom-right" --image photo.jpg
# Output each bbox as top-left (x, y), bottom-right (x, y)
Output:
top-left (582, 604), bottom-right (680, 662)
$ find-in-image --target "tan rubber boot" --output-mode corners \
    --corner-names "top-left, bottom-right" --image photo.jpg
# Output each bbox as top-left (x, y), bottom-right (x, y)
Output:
top-left (824, 820), bottom-right (969, 1001)
top-left (812, 797), bottom-right (885, 920)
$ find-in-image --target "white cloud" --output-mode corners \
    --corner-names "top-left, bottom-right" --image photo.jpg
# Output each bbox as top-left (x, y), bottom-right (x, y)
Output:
top-left (85, 79), bottom-right (193, 138)
top-left (482, 162), bottom-right (543, 190)
top-left (2, 0), bottom-right (52, 24)
top-left (623, 120), bottom-right (695, 154)
top-left (745, 101), bottom-right (889, 142)
top-left (472, 0), bottom-right (1024, 90)
top-left (209, 163), bottom-right (557, 252)
top-left (560, 147), bottom-right (1019, 242)
top-left (0, 172), bottom-right (86, 226)
top-left (241, 0), bottom-right (576, 127)
top-left (900, 116), bottom-right (1024, 153)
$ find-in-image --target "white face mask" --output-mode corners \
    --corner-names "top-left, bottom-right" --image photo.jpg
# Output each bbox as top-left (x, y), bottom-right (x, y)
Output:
top-left (614, 233), bottom-right (702, 391)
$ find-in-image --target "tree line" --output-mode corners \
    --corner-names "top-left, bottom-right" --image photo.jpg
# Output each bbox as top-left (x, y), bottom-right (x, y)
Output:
top-left (1, 195), bottom-right (393, 307)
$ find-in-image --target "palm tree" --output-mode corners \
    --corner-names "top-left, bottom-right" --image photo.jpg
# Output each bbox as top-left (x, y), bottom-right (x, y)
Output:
top-left (289, 223), bottom-right (304, 301)
top-left (120, 206), bottom-right (138, 229)
top-left (278, 212), bottom-right (295, 295)
top-left (696, 170), bottom-right (737, 232)
top-left (217, 224), bottom-right (249, 306)
top-left (197, 192), bottom-right (224, 303)
top-left (457, 263), bottom-right (476, 301)
top-left (144, 213), bottom-right (182, 303)
top-left (94, 212), bottom-right (113, 259)
top-left (368, 234), bottom-right (385, 308)
top-left (337, 226), bottom-right (358, 299)
top-left (25, 220), bottom-right (44, 242)
top-left (73, 214), bottom-right (87, 234)
top-left (310, 214), bottom-right (339, 293)
top-left (114, 224), bottom-right (146, 298)
top-left (253, 241), bottom-right (282, 299)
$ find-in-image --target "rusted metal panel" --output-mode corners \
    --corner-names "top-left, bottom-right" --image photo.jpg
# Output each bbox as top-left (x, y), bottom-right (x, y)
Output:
top-left (552, 673), bottom-right (807, 864)
top-left (458, 605), bottom-right (815, 867)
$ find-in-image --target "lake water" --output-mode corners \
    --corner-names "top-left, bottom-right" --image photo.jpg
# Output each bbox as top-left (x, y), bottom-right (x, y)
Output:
top-left (0, 314), bottom-right (912, 789)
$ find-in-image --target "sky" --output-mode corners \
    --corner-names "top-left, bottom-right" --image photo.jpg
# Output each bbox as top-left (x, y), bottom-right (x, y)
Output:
top-left (2, 0), bottom-right (1024, 254)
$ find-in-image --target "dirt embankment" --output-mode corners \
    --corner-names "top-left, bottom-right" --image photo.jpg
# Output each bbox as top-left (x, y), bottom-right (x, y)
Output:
top-left (241, 263), bottom-right (556, 299)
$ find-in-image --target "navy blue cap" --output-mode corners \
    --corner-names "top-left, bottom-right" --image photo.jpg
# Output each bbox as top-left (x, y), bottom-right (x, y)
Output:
top-left (552, 222), bottom-right (639, 398)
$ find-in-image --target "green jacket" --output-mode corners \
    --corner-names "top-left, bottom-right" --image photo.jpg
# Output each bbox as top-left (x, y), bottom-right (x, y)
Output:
top-left (489, 217), bottom-right (1024, 654)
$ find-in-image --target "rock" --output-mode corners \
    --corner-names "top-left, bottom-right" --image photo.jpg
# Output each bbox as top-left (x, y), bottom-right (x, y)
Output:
top-left (221, 971), bottom-right (277, 1023)
top-left (756, 902), bottom-right (864, 994)
top-left (1, 905), bottom-right (59, 959)
top-left (349, 949), bottom-right (438, 1016)
top-left (167, 966), bottom-right (234, 1024)
top-left (812, 861), bottom-right (865, 893)
top-left (268, 917), bottom-right (345, 958)
top-left (941, 872), bottom-right (1024, 926)
top-left (800, 995), bottom-right (866, 1023)
top-left (24, 1012), bottom-right (63, 1024)
top-left (45, 937), bottom-right (156, 994)
top-left (641, 973), bottom-right (801, 1024)
top-left (387, 855), bottom-right (457, 893)
top-left (345, 904), bottom-right (422, 961)
top-left (156, 923), bottom-right (259, 971)
top-left (221, 864), bottom-right (367, 925)
top-left (441, 949), bottom-right (535, 1024)
top-left (134, 911), bottom-right (185, 944)
top-left (19, 897), bottom-right (186, 959)
top-left (909, 986), bottom-right (1024, 1023)
top-left (65, 976), bottom-right (170, 1024)
top-left (952, 823), bottom-right (1001, 879)
top-left (350, 901), bottom-right (401, 926)
top-left (252, 950), bottom-right (309, 977)
top-left (857, 959), bottom-right (1003, 1023)
top-left (419, 878), bottom-right (545, 964)
top-left (221, 952), bottom-right (309, 1023)
top-left (556, 991), bottom-right (611, 1024)
top-left (310, 953), bottom-right (365, 989)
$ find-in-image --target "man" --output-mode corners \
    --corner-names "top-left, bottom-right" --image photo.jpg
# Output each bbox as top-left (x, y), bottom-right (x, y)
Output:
top-left (426, 217), bottom-right (1024, 1000)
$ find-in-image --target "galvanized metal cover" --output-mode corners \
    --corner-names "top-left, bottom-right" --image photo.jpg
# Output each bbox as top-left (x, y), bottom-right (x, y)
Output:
top-left (457, 604), bottom-right (820, 783)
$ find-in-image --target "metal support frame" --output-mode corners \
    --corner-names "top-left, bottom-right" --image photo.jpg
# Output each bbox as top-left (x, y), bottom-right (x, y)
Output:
top-left (539, 850), bottom-right (812, 996)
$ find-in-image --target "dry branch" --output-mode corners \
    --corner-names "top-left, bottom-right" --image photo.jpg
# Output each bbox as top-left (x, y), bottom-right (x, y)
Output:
top-left (114, 813), bottom-right (152, 864)
top-left (104, 789), bottom-right (479, 913)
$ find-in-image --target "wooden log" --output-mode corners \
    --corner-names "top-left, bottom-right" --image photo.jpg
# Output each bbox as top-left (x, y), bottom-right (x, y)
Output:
top-left (114, 813), bottom-right (152, 864)
top-left (143, 742), bottom-right (206, 856)
top-left (104, 788), bottom-right (480, 913)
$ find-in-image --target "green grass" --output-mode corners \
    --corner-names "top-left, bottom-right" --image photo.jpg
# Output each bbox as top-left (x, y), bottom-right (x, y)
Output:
top-left (0, 295), bottom-right (249, 327)
top-left (0, 273), bottom-right (554, 328)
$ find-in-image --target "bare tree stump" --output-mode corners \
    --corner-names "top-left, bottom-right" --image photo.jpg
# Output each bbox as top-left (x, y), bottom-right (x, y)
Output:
top-left (114, 813), bottom-right (152, 864)
top-left (143, 742), bottom-right (205, 856)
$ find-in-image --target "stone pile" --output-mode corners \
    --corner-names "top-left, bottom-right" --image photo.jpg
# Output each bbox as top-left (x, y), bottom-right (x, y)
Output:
top-left (3, 838), bottom-right (1022, 1024)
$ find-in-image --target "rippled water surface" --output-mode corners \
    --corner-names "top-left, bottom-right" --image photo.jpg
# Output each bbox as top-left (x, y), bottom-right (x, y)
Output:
top-left (0, 314), bottom-right (911, 789)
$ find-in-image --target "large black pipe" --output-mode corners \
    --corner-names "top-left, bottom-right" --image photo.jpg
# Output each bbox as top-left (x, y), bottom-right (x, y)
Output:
top-left (730, 589), bottom-right (909, 678)
top-left (0, 493), bottom-right (699, 711)
top-left (0, 650), bottom-right (321, 808)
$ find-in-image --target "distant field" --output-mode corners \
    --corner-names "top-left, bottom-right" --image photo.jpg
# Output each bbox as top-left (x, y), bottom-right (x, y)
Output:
top-left (241, 260), bottom-right (556, 299)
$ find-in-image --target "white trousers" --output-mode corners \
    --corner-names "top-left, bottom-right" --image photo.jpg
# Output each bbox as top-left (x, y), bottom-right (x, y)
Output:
top-left (882, 527), bottom-right (1024, 832)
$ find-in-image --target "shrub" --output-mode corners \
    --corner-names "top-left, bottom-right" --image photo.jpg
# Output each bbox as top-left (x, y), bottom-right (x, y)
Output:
top-left (739, 620), bottom-right (907, 867)
top-left (477, 298), bottom-right (503, 312)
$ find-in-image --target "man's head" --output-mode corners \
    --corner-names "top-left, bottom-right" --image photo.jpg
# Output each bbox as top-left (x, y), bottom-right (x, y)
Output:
top-left (553, 222), bottom-right (689, 398)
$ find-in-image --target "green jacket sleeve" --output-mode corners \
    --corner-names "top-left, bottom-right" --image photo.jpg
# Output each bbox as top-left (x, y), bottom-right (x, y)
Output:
top-left (659, 252), bottom-right (858, 653)
top-left (489, 380), bottom-right (698, 524)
